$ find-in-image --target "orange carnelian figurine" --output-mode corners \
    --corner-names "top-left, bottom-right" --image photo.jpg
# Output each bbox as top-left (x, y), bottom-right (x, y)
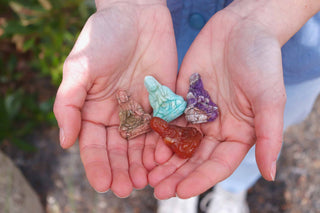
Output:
top-left (150, 117), bottom-right (203, 158)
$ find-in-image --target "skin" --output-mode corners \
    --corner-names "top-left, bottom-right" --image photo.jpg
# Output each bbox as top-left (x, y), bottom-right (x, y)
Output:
top-left (53, 0), bottom-right (177, 197)
top-left (149, 0), bottom-right (320, 199)
top-left (149, 8), bottom-right (286, 199)
top-left (54, 0), bottom-right (320, 199)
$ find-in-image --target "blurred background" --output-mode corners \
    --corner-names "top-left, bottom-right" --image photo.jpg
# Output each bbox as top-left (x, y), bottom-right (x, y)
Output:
top-left (0, 0), bottom-right (319, 212)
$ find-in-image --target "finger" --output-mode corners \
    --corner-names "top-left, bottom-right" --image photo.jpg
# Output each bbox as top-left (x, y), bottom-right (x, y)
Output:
top-left (149, 121), bottom-right (205, 188)
top-left (128, 136), bottom-right (148, 189)
top-left (153, 137), bottom-right (217, 199)
top-left (176, 141), bottom-right (251, 199)
top-left (148, 155), bottom-right (187, 188)
top-left (155, 139), bottom-right (173, 165)
top-left (254, 95), bottom-right (286, 181)
top-left (107, 127), bottom-right (133, 198)
top-left (53, 61), bottom-right (89, 149)
top-left (143, 132), bottom-right (159, 171)
top-left (81, 98), bottom-right (119, 127)
top-left (79, 121), bottom-right (111, 193)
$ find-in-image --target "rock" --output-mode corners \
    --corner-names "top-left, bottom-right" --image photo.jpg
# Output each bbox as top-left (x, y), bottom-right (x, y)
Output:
top-left (0, 150), bottom-right (44, 213)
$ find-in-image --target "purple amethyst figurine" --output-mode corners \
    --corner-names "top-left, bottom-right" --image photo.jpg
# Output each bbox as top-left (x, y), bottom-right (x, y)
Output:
top-left (184, 73), bottom-right (219, 124)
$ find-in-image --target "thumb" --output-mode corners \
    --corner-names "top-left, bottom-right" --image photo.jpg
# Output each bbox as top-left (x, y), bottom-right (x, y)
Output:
top-left (53, 61), bottom-right (89, 149)
top-left (254, 89), bottom-right (286, 181)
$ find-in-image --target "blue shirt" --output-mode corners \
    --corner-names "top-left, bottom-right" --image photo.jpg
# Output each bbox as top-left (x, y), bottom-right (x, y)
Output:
top-left (167, 0), bottom-right (320, 85)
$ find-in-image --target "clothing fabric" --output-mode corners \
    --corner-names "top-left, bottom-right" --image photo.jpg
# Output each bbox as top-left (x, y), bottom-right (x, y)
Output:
top-left (167, 0), bottom-right (320, 193)
top-left (167, 0), bottom-right (320, 84)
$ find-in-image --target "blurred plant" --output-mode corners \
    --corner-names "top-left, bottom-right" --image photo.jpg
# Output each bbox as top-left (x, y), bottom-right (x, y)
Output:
top-left (1, 0), bottom-right (95, 85)
top-left (0, 90), bottom-right (55, 151)
top-left (0, 0), bottom-right (95, 151)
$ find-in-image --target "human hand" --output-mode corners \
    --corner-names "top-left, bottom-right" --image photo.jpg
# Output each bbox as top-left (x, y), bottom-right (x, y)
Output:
top-left (53, 0), bottom-right (177, 197)
top-left (149, 6), bottom-right (287, 199)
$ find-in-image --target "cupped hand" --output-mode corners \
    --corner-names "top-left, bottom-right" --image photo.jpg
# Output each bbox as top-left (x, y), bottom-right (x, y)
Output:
top-left (149, 8), bottom-right (286, 199)
top-left (53, 1), bottom-right (177, 197)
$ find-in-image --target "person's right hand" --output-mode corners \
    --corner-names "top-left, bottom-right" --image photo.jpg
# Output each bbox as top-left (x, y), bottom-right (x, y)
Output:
top-left (53, 0), bottom-right (177, 197)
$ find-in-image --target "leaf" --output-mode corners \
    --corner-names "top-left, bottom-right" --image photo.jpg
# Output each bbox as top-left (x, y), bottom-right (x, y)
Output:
top-left (9, 2), bottom-right (42, 16)
top-left (12, 34), bottom-right (25, 51)
top-left (4, 91), bottom-right (23, 119)
top-left (0, 99), bottom-right (12, 136)
top-left (22, 38), bottom-right (35, 52)
top-left (38, 0), bottom-right (52, 10)
top-left (39, 98), bottom-right (54, 113)
top-left (15, 122), bottom-right (35, 137)
top-left (7, 55), bottom-right (17, 73)
top-left (11, 138), bottom-right (37, 152)
top-left (9, 2), bottom-right (44, 26)
top-left (1, 21), bottom-right (28, 36)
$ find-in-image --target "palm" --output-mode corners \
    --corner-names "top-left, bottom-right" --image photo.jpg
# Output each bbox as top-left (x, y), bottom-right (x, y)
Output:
top-left (149, 9), bottom-right (286, 199)
top-left (54, 2), bottom-right (177, 197)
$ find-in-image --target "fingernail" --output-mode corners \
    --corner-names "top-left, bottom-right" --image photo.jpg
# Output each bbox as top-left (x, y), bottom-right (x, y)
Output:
top-left (95, 189), bottom-right (109, 194)
top-left (153, 193), bottom-right (160, 200)
top-left (59, 128), bottom-right (65, 146)
top-left (270, 161), bottom-right (277, 181)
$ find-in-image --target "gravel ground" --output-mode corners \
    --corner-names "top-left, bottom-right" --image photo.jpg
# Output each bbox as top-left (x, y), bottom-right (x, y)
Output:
top-left (2, 96), bottom-right (320, 213)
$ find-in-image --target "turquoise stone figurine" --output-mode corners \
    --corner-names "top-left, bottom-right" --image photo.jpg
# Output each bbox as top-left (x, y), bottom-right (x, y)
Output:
top-left (144, 76), bottom-right (187, 122)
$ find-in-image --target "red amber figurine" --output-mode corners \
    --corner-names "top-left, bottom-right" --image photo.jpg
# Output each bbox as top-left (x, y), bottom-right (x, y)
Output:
top-left (150, 117), bottom-right (203, 158)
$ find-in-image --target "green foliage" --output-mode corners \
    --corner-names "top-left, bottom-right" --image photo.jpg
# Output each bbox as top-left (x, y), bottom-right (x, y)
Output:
top-left (1, 0), bottom-right (95, 85)
top-left (0, 0), bottom-right (95, 151)
top-left (0, 89), bottom-right (56, 151)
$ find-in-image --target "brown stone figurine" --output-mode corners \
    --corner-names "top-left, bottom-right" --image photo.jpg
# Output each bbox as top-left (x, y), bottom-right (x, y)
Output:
top-left (116, 90), bottom-right (152, 140)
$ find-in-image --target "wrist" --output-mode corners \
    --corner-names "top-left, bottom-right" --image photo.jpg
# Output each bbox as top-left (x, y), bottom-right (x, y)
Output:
top-left (95, 0), bottom-right (167, 10)
top-left (226, 0), bottom-right (320, 45)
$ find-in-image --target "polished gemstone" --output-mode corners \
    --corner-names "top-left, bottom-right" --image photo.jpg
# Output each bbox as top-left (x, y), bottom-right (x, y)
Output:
top-left (150, 117), bottom-right (202, 159)
top-left (116, 90), bottom-right (151, 140)
top-left (144, 76), bottom-right (187, 122)
top-left (184, 73), bottom-right (219, 124)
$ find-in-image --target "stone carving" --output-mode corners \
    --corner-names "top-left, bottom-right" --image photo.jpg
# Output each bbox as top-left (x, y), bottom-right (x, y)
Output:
top-left (184, 73), bottom-right (219, 124)
top-left (116, 90), bottom-right (151, 140)
top-left (144, 76), bottom-right (186, 122)
top-left (150, 117), bottom-right (202, 159)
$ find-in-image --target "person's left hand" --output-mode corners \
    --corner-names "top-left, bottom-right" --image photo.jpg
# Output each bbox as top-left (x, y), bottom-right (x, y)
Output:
top-left (148, 7), bottom-right (286, 199)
